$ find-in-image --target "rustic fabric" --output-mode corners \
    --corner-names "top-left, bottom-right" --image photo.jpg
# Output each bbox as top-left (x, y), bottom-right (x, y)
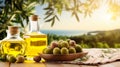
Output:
top-left (47, 49), bottom-right (120, 65)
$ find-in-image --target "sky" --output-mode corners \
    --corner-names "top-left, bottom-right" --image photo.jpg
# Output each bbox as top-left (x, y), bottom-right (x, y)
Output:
top-left (34, 1), bottom-right (120, 31)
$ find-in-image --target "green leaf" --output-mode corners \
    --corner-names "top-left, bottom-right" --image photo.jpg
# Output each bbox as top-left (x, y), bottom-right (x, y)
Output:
top-left (11, 20), bottom-right (18, 23)
top-left (26, 16), bottom-right (29, 24)
top-left (45, 17), bottom-right (53, 22)
top-left (75, 13), bottom-right (80, 22)
top-left (41, 0), bottom-right (45, 5)
top-left (26, 7), bottom-right (35, 13)
top-left (26, 12), bottom-right (34, 16)
top-left (0, 29), bottom-right (5, 33)
top-left (55, 15), bottom-right (60, 21)
top-left (72, 11), bottom-right (75, 16)
top-left (44, 7), bottom-right (53, 10)
top-left (73, 0), bottom-right (77, 6)
top-left (51, 17), bottom-right (55, 27)
top-left (57, 8), bottom-right (62, 15)
top-left (44, 12), bottom-right (53, 19)
top-left (18, 0), bottom-right (23, 10)
top-left (13, 2), bottom-right (21, 10)
top-left (20, 22), bottom-right (24, 27)
top-left (14, 10), bottom-right (22, 14)
top-left (27, 2), bottom-right (36, 8)
top-left (45, 10), bottom-right (53, 15)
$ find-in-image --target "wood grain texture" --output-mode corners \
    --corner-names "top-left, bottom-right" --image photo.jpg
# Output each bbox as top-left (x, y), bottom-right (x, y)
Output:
top-left (45, 63), bottom-right (80, 67)
top-left (10, 62), bottom-right (46, 67)
top-left (10, 63), bottom-right (99, 67)
top-left (1, 61), bottom-right (120, 67)
top-left (0, 62), bottom-right (10, 67)
top-left (0, 49), bottom-right (120, 67)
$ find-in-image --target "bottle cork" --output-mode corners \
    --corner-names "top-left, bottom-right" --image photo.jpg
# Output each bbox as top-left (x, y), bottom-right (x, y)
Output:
top-left (31, 15), bottom-right (38, 21)
top-left (8, 26), bottom-right (19, 35)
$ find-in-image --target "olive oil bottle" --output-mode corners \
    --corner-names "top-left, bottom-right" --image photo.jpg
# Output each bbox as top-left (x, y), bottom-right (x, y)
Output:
top-left (24, 15), bottom-right (47, 57)
top-left (0, 26), bottom-right (26, 56)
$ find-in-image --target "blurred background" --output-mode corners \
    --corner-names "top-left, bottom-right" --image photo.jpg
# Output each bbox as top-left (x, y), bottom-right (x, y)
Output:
top-left (1, 0), bottom-right (120, 48)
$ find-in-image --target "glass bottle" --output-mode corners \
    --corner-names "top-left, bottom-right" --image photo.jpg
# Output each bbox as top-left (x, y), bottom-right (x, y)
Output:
top-left (24, 15), bottom-right (47, 57)
top-left (0, 26), bottom-right (26, 56)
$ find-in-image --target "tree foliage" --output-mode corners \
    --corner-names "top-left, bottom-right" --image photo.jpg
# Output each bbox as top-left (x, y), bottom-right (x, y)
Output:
top-left (0, 0), bottom-right (120, 39)
top-left (42, 0), bottom-right (100, 26)
top-left (0, 0), bottom-right (38, 39)
top-left (47, 29), bottom-right (120, 48)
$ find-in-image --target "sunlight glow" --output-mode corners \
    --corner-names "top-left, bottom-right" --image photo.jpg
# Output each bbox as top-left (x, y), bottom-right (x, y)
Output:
top-left (104, 13), bottom-right (112, 20)
top-left (35, 0), bottom-right (120, 31)
top-left (100, 10), bottom-right (112, 21)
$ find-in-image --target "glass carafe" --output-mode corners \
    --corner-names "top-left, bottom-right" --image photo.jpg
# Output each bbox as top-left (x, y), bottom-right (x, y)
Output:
top-left (0, 26), bottom-right (26, 56)
top-left (24, 15), bottom-right (47, 57)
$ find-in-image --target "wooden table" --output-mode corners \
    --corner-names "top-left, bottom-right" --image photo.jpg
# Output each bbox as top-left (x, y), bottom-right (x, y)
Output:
top-left (0, 48), bottom-right (120, 67)
top-left (0, 61), bottom-right (120, 67)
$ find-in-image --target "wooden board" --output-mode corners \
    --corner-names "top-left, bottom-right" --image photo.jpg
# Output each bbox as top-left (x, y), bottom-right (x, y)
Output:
top-left (0, 49), bottom-right (120, 67)
top-left (46, 63), bottom-right (104, 67)
top-left (11, 63), bottom-right (98, 67)
top-left (0, 62), bottom-right (9, 67)
top-left (45, 63), bottom-right (80, 67)
top-left (0, 60), bottom-right (120, 67)
top-left (10, 63), bottom-right (46, 67)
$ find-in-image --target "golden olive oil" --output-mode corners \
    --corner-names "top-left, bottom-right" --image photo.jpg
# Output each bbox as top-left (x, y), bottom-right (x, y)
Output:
top-left (1, 40), bottom-right (26, 56)
top-left (24, 15), bottom-right (47, 57)
top-left (24, 32), bottom-right (47, 57)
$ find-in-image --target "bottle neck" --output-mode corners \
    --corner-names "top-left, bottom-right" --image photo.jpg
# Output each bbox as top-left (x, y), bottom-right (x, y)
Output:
top-left (4, 30), bottom-right (22, 40)
top-left (29, 20), bottom-right (40, 33)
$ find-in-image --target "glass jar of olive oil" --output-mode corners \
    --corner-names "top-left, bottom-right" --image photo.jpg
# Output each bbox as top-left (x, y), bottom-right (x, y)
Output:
top-left (0, 26), bottom-right (26, 56)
